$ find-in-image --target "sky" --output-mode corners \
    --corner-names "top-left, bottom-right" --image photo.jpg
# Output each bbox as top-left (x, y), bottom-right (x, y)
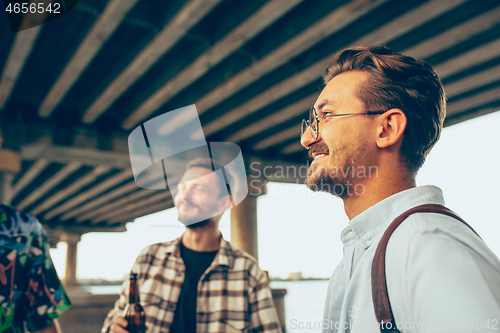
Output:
top-left (50, 110), bottom-right (500, 281)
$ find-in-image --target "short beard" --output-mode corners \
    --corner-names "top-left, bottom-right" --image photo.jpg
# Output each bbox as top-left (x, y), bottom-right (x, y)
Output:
top-left (305, 164), bottom-right (352, 198)
top-left (305, 144), bottom-right (366, 199)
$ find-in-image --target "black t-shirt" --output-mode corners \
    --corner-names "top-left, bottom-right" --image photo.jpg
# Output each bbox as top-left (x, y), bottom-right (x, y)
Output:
top-left (169, 242), bottom-right (218, 333)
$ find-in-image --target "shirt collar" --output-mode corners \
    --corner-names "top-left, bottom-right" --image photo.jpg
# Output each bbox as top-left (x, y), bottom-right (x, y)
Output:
top-left (342, 185), bottom-right (445, 249)
top-left (165, 234), bottom-right (234, 268)
top-left (213, 237), bottom-right (234, 268)
top-left (165, 236), bottom-right (183, 257)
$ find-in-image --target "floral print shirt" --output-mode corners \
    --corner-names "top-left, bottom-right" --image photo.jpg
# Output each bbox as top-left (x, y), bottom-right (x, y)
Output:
top-left (0, 203), bottom-right (70, 332)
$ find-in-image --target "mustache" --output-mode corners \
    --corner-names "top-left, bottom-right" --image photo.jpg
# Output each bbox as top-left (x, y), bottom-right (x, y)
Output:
top-left (178, 198), bottom-right (199, 209)
top-left (308, 142), bottom-right (329, 159)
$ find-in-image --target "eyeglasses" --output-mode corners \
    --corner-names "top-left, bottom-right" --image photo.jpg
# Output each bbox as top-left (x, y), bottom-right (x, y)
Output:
top-left (301, 107), bottom-right (387, 140)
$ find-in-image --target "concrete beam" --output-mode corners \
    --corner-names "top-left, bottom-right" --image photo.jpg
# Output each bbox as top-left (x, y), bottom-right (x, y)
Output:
top-left (194, 0), bottom-right (392, 115)
top-left (445, 106), bottom-right (500, 127)
top-left (59, 170), bottom-right (165, 222)
top-left (91, 191), bottom-right (171, 225)
top-left (121, 0), bottom-right (304, 130)
top-left (355, 0), bottom-right (469, 46)
top-left (0, 26), bottom-right (42, 109)
top-left (433, 38), bottom-right (500, 80)
top-left (106, 199), bottom-right (174, 225)
top-left (403, 6), bottom-right (500, 60)
top-left (0, 119), bottom-right (129, 154)
top-left (30, 165), bottom-right (111, 216)
top-left (43, 169), bottom-right (133, 220)
top-left (253, 125), bottom-right (299, 151)
top-left (201, 60), bottom-right (326, 137)
top-left (21, 144), bottom-right (131, 169)
top-left (16, 162), bottom-right (81, 211)
top-left (447, 85), bottom-right (500, 116)
top-left (227, 93), bottom-right (316, 143)
top-left (76, 187), bottom-right (168, 223)
top-left (82, 0), bottom-right (222, 124)
top-left (444, 63), bottom-right (500, 98)
top-left (39, 0), bottom-right (140, 118)
top-left (59, 179), bottom-right (139, 221)
top-left (12, 159), bottom-right (49, 196)
top-left (282, 141), bottom-right (303, 155)
top-left (201, 0), bottom-right (467, 137)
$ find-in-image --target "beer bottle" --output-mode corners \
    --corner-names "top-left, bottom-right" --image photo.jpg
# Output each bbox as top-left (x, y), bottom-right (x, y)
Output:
top-left (123, 273), bottom-right (146, 333)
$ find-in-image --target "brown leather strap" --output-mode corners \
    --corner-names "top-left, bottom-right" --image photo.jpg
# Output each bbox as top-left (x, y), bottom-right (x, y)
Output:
top-left (371, 204), bottom-right (481, 332)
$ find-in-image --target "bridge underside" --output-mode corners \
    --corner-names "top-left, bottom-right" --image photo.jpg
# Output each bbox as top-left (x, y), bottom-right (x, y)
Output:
top-left (0, 0), bottom-right (499, 284)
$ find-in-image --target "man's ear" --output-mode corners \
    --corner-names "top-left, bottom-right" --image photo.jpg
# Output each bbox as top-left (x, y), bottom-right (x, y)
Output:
top-left (376, 109), bottom-right (406, 149)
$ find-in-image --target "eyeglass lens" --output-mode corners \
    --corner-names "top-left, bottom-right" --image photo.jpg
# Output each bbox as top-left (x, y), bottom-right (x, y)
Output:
top-left (301, 119), bottom-right (308, 137)
top-left (309, 107), bottom-right (318, 139)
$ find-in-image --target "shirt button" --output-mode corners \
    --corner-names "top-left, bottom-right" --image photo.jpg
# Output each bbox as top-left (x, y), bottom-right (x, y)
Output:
top-left (363, 234), bottom-right (371, 241)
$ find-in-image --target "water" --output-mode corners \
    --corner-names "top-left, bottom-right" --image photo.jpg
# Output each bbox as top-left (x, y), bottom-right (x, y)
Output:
top-left (271, 280), bottom-right (329, 333)
top-left (82, 280), bottom-right (330, 333)
top-left (81, 284), bottom-right (122, 294)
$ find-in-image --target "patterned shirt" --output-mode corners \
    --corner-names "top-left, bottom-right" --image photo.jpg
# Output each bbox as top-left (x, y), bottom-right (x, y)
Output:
top-left (0, 203), bottom-right (71, 333)
top-left (102, 236), bottom-right (282, 333)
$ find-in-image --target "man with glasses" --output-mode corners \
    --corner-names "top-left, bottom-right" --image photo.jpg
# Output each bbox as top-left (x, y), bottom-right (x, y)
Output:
top-left (300, 46), bottom-right (500, 332)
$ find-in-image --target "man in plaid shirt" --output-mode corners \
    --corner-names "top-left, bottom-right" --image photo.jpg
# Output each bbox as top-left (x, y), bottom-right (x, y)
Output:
top-left (102, 158), bottom-right (282, 333)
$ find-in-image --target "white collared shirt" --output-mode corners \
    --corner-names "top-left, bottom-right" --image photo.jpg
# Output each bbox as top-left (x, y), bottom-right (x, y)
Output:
top-left (323, 186), bottom-right (500, 333)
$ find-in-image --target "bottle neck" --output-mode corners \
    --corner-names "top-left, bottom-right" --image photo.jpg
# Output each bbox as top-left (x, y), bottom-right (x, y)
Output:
top-left (129, 279), bottom-right (138, 304)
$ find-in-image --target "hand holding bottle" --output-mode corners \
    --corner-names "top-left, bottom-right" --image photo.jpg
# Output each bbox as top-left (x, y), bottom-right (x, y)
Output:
top-left (109, 317), bottom-right (130, 333)
top-left (113, 273), bottom-right (146, 333)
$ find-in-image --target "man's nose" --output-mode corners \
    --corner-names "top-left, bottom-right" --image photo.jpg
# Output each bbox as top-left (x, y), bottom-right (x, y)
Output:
top-left (176, 186), bottom-right (192, 201)
top-left (301, 126), bottom-right (322, 149)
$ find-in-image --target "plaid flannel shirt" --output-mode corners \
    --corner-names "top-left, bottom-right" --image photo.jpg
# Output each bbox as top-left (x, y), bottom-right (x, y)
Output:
top-left (102, 236), bottom-right (282, 333)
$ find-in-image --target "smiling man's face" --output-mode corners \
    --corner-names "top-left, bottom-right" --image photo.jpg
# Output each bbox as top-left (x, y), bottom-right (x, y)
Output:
top-left (301, 71), bottom-right (378, 197)
top-left (174, 166), bottom-right (228, 227)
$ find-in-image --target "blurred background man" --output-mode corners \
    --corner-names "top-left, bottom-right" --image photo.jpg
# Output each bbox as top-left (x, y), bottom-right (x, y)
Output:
top-left (103, 157), bottom-right (281, 333)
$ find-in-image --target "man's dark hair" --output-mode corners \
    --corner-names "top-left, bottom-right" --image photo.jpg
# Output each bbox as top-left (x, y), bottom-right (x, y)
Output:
top-left (323, 45), bottom-right (446, 173)
top-left (185, 157), bottom-right (234, 198)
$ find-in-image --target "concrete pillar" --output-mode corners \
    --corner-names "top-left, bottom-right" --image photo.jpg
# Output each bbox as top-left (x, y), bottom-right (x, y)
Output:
top-left (61, 232), bottom-right (81, 286)
top-left (230, 159), bottom-right (266, 261)
top-left (231, 192), bottom-right (288, 331)
top-left (0, 149), bottom-right (21, 204)
top-left (230, 194), bottom-right (259, 260)
top-left (230, 160), bottom-right (287, 330)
